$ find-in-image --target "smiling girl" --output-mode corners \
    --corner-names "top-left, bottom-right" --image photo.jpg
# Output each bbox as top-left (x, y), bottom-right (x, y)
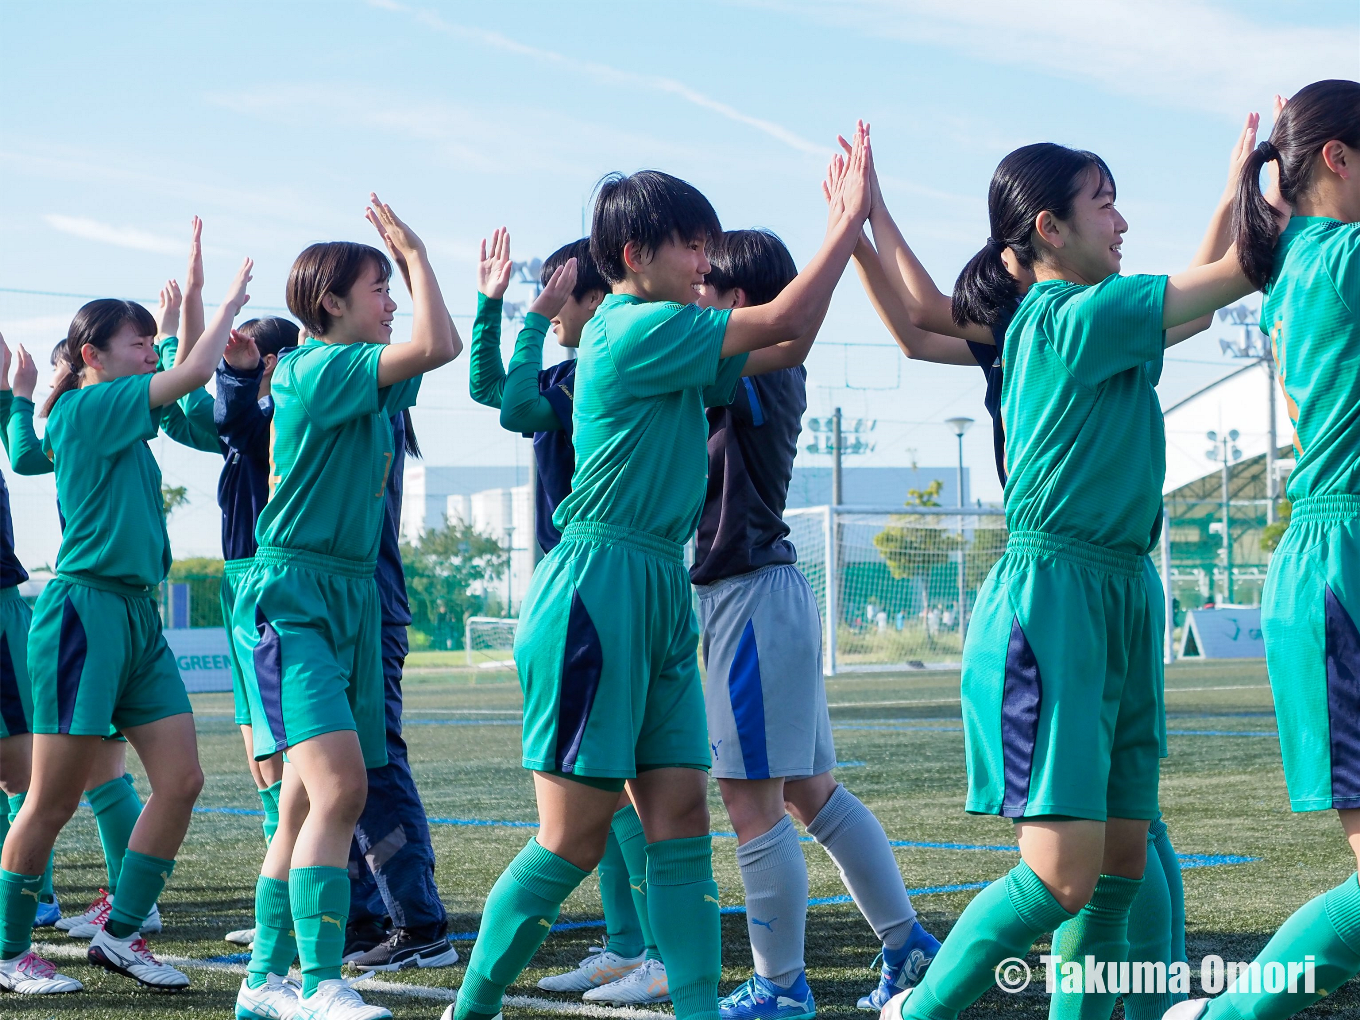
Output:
top-left (0, 258), bottom-right (253, 996)
top-left (230, 195), bottom-right (459, 1020)
top-left (875, 140), bottom-right (1254, 1020)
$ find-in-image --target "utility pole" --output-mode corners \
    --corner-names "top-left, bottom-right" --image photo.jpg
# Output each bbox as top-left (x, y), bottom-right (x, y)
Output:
top-left (831, 407), bottom-right (843, 507)
top-left (1206, 429), bottom-right (1242, 604)
top-left (1218, 304), bottom-right (1277, 522)
top-left (946, 418), bottom-right (974, 638)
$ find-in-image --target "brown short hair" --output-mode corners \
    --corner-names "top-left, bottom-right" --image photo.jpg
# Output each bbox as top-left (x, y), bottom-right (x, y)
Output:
top-left (286, 242), bottom-right (392, 337)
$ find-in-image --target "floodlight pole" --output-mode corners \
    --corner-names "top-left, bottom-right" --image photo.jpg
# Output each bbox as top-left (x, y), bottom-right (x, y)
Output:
top-left (1264, 350), bottom-right (1278, 525)
top-left (946, 417), bottom-right (974, 640)
top-left (831, 407), bottom-right (843, 507)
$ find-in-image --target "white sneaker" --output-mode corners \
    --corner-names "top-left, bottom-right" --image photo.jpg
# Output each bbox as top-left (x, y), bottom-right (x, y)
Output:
top-left (1162, 1002), bottom-right (1209, 1020)
top-left (0, 949), bottom-right (83, 994)
top-left (440, 1007), bottom-right (499, 1020)
top-left (67, 899), bottom-right (161, 939)
top-left (295, 977), bottom-right (392, 1019)
top-left (237, 973), bottom-right (302, 1019)
top-left (537, 945), bottom-right (646, 991)
top-left (226, 926), bottom-right (257, 946)
top-left (87, 928), bottom-right (190, 989)
top-left (880, 987), bottom-right (913, 1020)
top-left (55, 889), bottom-right (108, 931)
top-left (582, 957), bottom-right (669, 1004)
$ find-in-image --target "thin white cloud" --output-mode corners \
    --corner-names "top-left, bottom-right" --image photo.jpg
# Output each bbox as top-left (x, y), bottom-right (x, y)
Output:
top-left (369, 0), bottom-right (828, 155)
top-left (760, 0), bottom-right (1359, 118)
top-left (43, 214), bottom-right (183, 254)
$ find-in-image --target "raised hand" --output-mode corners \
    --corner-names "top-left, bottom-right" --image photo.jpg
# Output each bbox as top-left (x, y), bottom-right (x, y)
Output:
top-left (478, 227), bottom-right (513, 300)
top-left (223, 328), bottom-right (261, 371)
top-left (840, 121), bottom-right (873, 224)
top-left (1264, 94), bottom-right (1291, 229)
top-left (528, 259), bottom-right (578, 321)
top-left (13, 345), bottom-right (37, 400)
top-left (1222, 112), bottom-right (1261, 200)
top-left (156, 279), bottom-right (183, 338)
top-left (0, 333), bottom-right (10, 390)
top-left (223, 258), bottom-right (253, 316)
top-left (185, 216), bottom-right (204, 293)
top-left (365, 206), bottom-right (413, 295)
top-left (366, 192), bottom-right (426, 262)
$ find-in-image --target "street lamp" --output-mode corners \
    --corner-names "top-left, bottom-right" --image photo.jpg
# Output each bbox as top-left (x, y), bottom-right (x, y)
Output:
top-left (945, 417), bottom-right (974, 508)
top-left (1206, 430), bottom-right (1242, 604)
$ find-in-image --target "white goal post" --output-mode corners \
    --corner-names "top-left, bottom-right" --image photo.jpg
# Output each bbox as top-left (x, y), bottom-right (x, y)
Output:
top-left (464, 616), bottom-right (519, 669)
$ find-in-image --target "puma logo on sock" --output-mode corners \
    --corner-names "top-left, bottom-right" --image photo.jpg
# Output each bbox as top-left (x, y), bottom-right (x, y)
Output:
top-left (320, 915), bottom-right (344, 930)
top-left (704, 894), bottom-right (719, 904)
top-left (751, 916), bottom-right (776, 931)
top-left (538, 918), bottom-right (552, 928)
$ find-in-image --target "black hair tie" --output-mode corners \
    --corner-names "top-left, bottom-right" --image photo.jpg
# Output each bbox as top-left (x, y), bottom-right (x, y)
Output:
top-left (986, 238), bottom-right (1006, 252)
top-left (1256, 139), bottom-right (1281, 161)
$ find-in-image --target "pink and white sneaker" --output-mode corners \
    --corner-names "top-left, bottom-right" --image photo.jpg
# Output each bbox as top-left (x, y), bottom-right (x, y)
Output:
top-left (0, 949), bottom-right (83, 994)
top-left (88, 928), bottom-right (189, 989)
top-left (55, 889), bottom-right (109, 932)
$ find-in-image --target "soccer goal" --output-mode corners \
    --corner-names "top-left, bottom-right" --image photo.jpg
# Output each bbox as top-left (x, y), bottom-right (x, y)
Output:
top-left (783, 505), bottom-right (1008, 674)
top-left (464, 616), bottom-right (519, 669)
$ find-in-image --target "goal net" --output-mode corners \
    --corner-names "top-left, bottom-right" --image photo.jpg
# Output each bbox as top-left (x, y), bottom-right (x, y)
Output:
top-left (784, 505), bottom-right (1009, 673)
top-left (464, 616), bottom-right (519, 669)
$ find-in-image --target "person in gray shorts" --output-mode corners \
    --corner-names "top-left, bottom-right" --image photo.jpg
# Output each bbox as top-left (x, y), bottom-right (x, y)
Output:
top-left (693, 230), bottom-right (941, 1018)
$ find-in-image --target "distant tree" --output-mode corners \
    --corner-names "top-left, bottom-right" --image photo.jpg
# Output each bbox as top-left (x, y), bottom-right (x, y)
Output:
top-left (874, 480), bottom-right (959, 581)
top-left (162, 484), bottom-right (189, 518)
top-left (402, 519), bottom-right (509, 649)
top-left (1260, 499), bottom-right (1291, 553)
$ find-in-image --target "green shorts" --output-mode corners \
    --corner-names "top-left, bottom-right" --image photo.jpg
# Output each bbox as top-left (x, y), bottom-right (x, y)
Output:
top-left (516, 521), bottom-right (710, 779)
top-left (28, 575), bottom-right (191, 736)
top-left (1142, 555), bottom-right (1169, 759)
top-left (222, 558), bottom-right (254, 726)
top-left (1261, 494), bottom-right (1360, 812)
top-left (231, 546), bottom-right (386, 769)
top-left (961, 532), bottom-right (1161, 822)
top-left (0, 587), bottom-right (33, 739)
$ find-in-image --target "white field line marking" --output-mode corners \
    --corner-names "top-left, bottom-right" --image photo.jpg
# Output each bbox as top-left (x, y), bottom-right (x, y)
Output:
top-left (32, 944), bottom-right (668, 1017)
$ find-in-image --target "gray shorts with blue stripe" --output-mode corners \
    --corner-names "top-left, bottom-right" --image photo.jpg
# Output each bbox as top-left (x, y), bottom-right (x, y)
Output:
top-left (696, 563), bottom-right (835, 780)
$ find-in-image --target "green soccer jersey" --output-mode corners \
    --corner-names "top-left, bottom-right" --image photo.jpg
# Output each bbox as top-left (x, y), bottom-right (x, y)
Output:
top-left (259, 338), bottom-right (420, 563)
top-left (1000, 273), bottom-right (1168, 555)
top-left (44, 373), bottom-right (170, 589)
top-left (554, 294), bottom-right (745, 544)
top-left (1263, 217), bottom-right (1360, 501)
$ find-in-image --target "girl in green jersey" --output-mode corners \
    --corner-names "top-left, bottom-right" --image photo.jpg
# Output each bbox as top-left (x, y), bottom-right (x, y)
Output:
top-left (873, 132), bottom-right (1256, 1020)
top-left (1172, 78), bottom-right (1360, 1020)
top-left (0, 258), bottom-right (253, 996)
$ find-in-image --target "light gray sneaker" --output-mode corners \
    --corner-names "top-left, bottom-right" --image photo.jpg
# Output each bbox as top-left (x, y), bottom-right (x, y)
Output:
top-left (582, 957), bottom-right (670, 1005)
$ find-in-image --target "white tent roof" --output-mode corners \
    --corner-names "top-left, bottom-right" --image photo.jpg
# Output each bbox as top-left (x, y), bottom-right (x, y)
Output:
top-left (1161, 362), bottom-right (1294, 495)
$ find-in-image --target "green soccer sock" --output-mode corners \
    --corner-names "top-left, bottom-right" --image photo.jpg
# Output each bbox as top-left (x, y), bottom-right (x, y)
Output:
top-left (6, 794), bottom-right (54, 905)
top-left (259, 781), bottom-right (282, 846)
top-left (600, 818), bottom-right (645, 959)
top-left (1123, 826), bottom-right (1175, 1020)
top-left (455, 838), bottom-right (588, 1020)
top-left (247, 875), bottom-right (297, 989)
top-left (290, 866), bottom-right (350, 996)
top-left (612, 804), bottom-right (661, 960)
top-left (1203, 872), bottom-right (1360, 1020)
top-left (1049, 874), bottom-right (1143, 1020)
top-left (1150, 819), bottom-right (1186, 968)
top-left (0, 870), bottom-right (42, 959)
top-left (106, 850), bottom-right (174, 938)
top-left (903, 861), bottom-right (1077, 1020)
top-left (646, 835), bottom-right (721, 1020)
top-left (87, 774), bottom-right (141, 894)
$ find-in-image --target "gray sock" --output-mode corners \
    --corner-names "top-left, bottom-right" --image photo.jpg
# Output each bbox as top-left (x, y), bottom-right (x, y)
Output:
top-left (736, 814), bottom-right (807, 988)
top-left (806, 783), bottom-right (916, 949)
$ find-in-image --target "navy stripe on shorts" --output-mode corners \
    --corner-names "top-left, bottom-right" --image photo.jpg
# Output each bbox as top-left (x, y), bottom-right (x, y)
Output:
top-left (555, 591), bottom-right (603, 773)
top-left (1326, 585), bottom-right (1360, 809)
top-left (1001, 615), bottom-right (1042, 817)
top-left (56, 596), bottom-right (87, 735)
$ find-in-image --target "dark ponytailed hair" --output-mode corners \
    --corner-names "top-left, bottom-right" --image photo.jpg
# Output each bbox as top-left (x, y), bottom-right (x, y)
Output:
top-left (540, 238), bottom-right (607, 300)
top-left (589, 170), bottom-right (722, 285)
top-left (705, 229), bottom-right (797, 306)
top-left (1234, 79), bottom-right (1360, 289)
top-left (286, 241), bottom-right (392, 338)
top-left (952, 143), bottom-right (1115, 328)
top-left (42, 299), bottom-right (157, 418)
top-left (235, 316), bottom-right (300, 359)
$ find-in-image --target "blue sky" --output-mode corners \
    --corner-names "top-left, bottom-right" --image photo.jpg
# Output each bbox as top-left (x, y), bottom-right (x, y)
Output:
top-left (1, 0), bottom-right (1357, 561)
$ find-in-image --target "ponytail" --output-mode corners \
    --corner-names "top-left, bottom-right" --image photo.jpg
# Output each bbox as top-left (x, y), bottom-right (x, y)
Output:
top-left (1232, 79), bottom-right (1360, 290)
top-left (951, 142), bottom-right (1115, 328)
top-left (40, 299), bottom-right (156, 418)
top-left (402, 407), bottom-right (421, 458)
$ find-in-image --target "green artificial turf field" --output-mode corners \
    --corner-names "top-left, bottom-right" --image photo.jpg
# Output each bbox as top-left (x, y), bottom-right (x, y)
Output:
top-left (9, 657), bottom-right (1359, 1018)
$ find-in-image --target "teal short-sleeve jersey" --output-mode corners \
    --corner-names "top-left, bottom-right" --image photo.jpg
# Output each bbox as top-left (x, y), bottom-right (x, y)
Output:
top-left (1000, 273), bottom-right (1168, 554)
top-left (554, 294), bottom-right (745, 543)
top-left (1263, 217), bottom-right (1360, 500)
top-left (258, 339), bottom-right (420, 562)
top-left (44, 373), bottom-right (170, 588)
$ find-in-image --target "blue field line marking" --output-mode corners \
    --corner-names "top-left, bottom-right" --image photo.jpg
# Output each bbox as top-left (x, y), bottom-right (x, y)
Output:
top-left (1168, 730), bottom-right (1278, 738)
top-left (188, 808), bottom-right (1258, 867)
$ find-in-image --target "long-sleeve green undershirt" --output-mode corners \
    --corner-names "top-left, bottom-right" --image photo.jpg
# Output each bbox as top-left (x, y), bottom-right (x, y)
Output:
top-left (467, 292), bottom-right (562, 435)
top-left (156, 336), bottom-right (220, 453)
top-left (0, 391), bottom-right (53, 475)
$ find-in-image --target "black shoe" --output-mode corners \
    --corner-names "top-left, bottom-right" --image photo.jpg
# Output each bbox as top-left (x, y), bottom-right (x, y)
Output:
top-left (348, 926), bottom-right (460, 972)
top-left (341, 917), bottom-right (388, 963)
